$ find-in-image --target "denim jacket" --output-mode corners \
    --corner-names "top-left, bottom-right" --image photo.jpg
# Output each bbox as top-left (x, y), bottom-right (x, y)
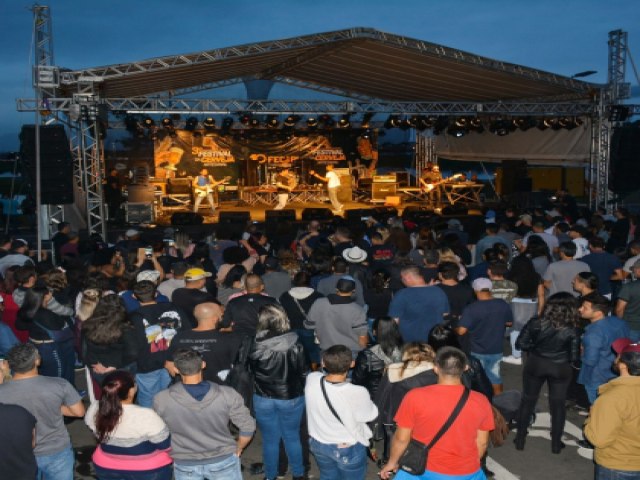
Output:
top-left (578, 316), bottom-right (630, 387)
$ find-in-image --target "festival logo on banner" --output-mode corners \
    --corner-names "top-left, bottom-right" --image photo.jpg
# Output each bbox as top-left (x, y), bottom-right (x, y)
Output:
top-left (192, 136), bottom-right (235, 164)
top-left (249, 153), bottom-right (299, 166)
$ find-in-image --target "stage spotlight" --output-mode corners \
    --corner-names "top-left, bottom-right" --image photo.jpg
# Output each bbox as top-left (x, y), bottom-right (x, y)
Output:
top-left (399, 117), bottom-right (412, 130)
top-left (543, 117), bottom-right (561, 130)
top-left (513, 116), bottom-right (536, 131)
top-left (432, 117), bottom-right (450, 135)
top-left (221, 117), bottom-right (234, 135)
top-left (536, 118), bottom-right (549, 131)
top-left (307, 116), bottom-right (318, 128)
top-left (447, 125), bottom-right (467, 137)
top-left (385, 115), bottom-right (401, 129)
top-left (143, 117), bottom-right (155, 128)
top-left (320, 114), bottom-right (335, 128)
top-left (185, 117), bottom-right (199, 131)
top-left (338, 114), bottom-right (351, 128)
top-left (284, 115), bottom-right (300, 127)
top-left (239, 113), bottom-right (252, 126)
top-left (266, 115), bottom-right (280, 128)
top-left (161, 117), bottom-right (173, 128)
top-left (455, 117), bottom-right (469, 128)
top-left (203, 117), bottom-right (216, 130)
top-left (361, 112), bottom-right (374, 128)
top-left (414, 116), bottom-right (430, 131)
top-left (489, 117), bottom-right (511, 136)
top-left (469, 117), bottom-right (484, 133)
top-left (249, 117), bottom-right (260, 128)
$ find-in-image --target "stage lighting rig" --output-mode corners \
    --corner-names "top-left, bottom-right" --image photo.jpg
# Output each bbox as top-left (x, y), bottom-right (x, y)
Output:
top-left (143, 117), bottom-right (155, 128)
top-left (447, 124), bottom-right (467, 137)
top-left (469, 117), bottom-right (484, 133)
top-left (513, 116), bottom-right (536, 131)
top-left (489, 117), bottom-right (511, 136)
top-left (203, 117), bottom-right (216, 130)
top-left (432, 117), bottom-right (449, 135)
top-left (284, 115), bottom-right (300, 127)
top-left (185, 117), bottom-right (199, 131)
top-left (306, 116), bottom-right (318, 128)
top-left (220, 117), bottom-right (234, 135)
top-left (320, 114), bottom-right (335, 128)
top-left (266, 115), bottom-right (280, 128)
top-left (338, 114), bottom-right (351, 128)
top-left (385, 115), bottom-right (401, 129)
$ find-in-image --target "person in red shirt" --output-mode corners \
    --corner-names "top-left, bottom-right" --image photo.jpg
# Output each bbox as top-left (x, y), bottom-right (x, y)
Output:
top-left (380, 347), bottom-right (494, 480)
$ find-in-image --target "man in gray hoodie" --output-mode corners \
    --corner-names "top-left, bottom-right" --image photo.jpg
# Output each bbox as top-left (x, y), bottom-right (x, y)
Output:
top-left (153, 348), bottom-right (255, 480)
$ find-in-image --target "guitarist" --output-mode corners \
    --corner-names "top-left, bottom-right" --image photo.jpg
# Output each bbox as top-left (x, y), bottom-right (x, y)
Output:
top-left (192, 168), bottom-right (224, 214)
top-left (274, 167), bottom-right (296, 210)
top-left (420, 163), bottom-right (443, 208)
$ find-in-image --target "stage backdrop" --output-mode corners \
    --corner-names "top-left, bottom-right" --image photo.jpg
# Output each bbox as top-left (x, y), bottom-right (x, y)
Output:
top-left (153, 129), bottom-right (375, 186)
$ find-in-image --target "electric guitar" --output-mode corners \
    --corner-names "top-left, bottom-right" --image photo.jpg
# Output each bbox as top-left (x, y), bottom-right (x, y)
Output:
top-left (193, 176), bottom-right (231, 196)
top-left (420, 174), bottom-right (463, 192)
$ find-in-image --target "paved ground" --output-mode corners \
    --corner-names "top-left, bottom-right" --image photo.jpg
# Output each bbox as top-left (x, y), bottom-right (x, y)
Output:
top-left (69, 356), bottom-right (595, 479)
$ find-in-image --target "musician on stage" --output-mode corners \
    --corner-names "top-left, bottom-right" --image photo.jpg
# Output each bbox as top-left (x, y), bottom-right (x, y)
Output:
top-left (274, 167), bottom-right (296, 210)
top-left (192, 167), bottom-right (219, 214)
top-left (420, 162), bottom-right (443, 207)
top-left (310, 164), bottom-right (343, 212)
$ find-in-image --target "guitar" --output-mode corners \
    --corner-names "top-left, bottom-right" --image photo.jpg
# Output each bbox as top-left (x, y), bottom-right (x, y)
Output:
top-left (276, 173), bottom-right (298, 192)
top-left (420, 174), bottom-right (463, 192)
top-left (193, 176), bottom-right (231, 196)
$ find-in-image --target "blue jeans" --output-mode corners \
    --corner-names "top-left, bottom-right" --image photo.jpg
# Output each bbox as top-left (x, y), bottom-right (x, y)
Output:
top-left (309, 437), bottom-right (367, 480)
top-left (36, 339), bottom-right (76, 387)
top-left (394, 467), bottom-right (486, 480)
top-left (596, 464), bottom-right (640, 480)
top-left (294, 328), bottom-right (320, 364)
top-left (174, 454), bottom-right (242, 480)
top-left (36, 445), bottom-right (74, 480)
top-left (471, 352), bottom-right (503, 385)
top-left (136, 369), bottom-right (171, 407)
top-left (94, 464), bottom-right (173, 480)
top-left (253, 395), bottom-right (305, 479)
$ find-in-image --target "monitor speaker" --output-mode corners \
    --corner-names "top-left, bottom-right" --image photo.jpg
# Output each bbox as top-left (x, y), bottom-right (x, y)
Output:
top-left (170, 212), bottom-right (204, 225)
top-left (219, 211), bottom-right (251, 224)
top-left (301, 208), bottom-right (333, 221)
top-left (265, 209), bottom-right (296, 222)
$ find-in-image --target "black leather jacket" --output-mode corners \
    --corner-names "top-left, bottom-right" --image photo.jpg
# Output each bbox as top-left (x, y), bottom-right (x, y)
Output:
top-left (248, 331), bottom-right (307, 400)
top-left (516, 316), bottom-right (580, 364)
top-left (352, 346), bottom-right (401, 399)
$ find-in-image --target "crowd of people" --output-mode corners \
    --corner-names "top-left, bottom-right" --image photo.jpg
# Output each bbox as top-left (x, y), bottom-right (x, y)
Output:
top-left (0, 196), bottom-right (639, 480)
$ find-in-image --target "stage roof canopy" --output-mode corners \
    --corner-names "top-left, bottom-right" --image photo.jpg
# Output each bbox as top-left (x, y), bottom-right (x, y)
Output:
top-left (59, 27), bottom-right (596, 102)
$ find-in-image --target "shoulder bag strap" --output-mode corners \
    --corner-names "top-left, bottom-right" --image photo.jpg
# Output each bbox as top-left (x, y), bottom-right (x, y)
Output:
top-left (320, 377), bottom-right (344, 425)
top-left (425, 387), bottom-right (470, 449)
top-left (291, 296), bottom-right (310, 322)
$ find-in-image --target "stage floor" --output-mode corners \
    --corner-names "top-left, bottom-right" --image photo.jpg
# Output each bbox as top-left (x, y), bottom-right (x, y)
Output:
top-left (152, 198), bottom-right (482, 225)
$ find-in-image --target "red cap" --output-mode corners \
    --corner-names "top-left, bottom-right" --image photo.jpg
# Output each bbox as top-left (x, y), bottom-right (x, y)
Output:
top-left (612, 338), bottom-right (640, 355)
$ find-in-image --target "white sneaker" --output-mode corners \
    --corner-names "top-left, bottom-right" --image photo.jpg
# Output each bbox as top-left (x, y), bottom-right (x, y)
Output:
top-left (502, 355), bottom-right (522, 365)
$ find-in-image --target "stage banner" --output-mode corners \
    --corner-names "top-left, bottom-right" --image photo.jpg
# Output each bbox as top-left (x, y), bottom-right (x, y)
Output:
top-left (153, 129), bottom-right (365, 186)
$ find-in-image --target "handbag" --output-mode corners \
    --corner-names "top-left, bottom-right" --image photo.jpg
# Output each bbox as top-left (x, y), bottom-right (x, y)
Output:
top-left (292, 296), bottom-right (320, 345)
top-left (398, 387), bottom-right (470, 476)
top-left (225, 336), bottom-right (255, 411)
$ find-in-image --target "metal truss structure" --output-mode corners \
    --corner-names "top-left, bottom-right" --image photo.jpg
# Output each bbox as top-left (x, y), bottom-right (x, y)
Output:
top-left (18, 98), bottom-right (598, 116)
top-left (20, 14), bottom-right (639, 243)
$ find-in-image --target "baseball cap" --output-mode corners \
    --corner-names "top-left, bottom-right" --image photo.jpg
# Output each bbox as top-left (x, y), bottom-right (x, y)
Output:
top-left (264, 257), bottom-right (280, 270)
top-left (612, 338), bottom-right (640, 355)
top-left (447, 218), bottom-right (462, 229)
top-left (125, 229), bottom-right (140, 238)
top-left (519, 214), bottom-right (532, 222)
top-left (184, 268), bottom-right (213, 281)
top-left (136, 270), bottom-right (161, 283)
top-left (336, 276), bottom-right (356, 293)
top-left (11, 238), bottom-right (28, 249)
top-left (472, 277), bottom-right (493, 291)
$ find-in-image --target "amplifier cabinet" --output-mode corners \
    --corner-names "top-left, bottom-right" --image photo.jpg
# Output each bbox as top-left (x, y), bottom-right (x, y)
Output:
top-left (126, 202), bottom-right (154, 224)
top-left (372, 182), bottom-right (397, 201)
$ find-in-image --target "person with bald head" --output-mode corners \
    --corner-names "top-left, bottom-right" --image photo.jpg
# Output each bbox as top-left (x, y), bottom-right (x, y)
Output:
top-left (165, 302), bottom-right (243, 384)
top-left (219, 274), bottom-right (278, 337)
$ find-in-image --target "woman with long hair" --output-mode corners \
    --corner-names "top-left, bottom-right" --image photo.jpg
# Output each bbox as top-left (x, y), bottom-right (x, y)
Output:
top-left (513, 292), bottom-right (580, 454)
top-left (85, 370), bottom-right (173, 480)
top-left (16, 285), bottom-right (76, 385)
top-left (216, 265), bottom-right (246, 306)
top-left (247, 304), bottom-right (307, 480)
top-left (504, 255), bottom-right (546, 364)
top-left (82, 294), bottom-right (138, 389)
top-left (523, 235), bottom-right (552, 277)
top-left (352, 316), bottom-right (403, 399)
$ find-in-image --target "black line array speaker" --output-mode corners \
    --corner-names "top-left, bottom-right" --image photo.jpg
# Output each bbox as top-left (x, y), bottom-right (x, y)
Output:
top-left (610, 125), bottom-right (640, 193)
top-left (170, 212), bottom-right (204, 226)
top-left (19, 125), bottom-right (74, 204)
top-left (265, 209), bottom-right (296, 222)
top-left (301, 208), bottom-right (333, 221)
top-left (218, 211), bottom-right (251, 224)
top-left (498, 160), bottom-right (528, 196)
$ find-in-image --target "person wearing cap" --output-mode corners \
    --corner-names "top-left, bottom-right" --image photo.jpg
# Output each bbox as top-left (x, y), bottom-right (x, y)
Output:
top-left (157, 261), bottom-right (188, 301)
top-left (442, 218), bottom-right (469, 246)
top-left (261, 257), bottom-right (292, 301)
top-left (115, 229), bottom-right (144, 258)
top-left (456, 278), bottom-right (513, 395)
top-left (317, 258), bottom-right (365, 307)
top-left (306, 277), bottom-right (368, 356)
top-left (514, 213), bottom-right (533, 237)
top-left (616, 259), bottom-right (640, 342)
top-left (120, 269), bottom-right (169, 313)
top-left (578, 293), bottom-right (630, 405)
top-left (219, 274), bottom-right (278, 338)
top-left (0, 239), bottom-right (34, 277)
top-left (584, 338), bottom-right (640, 478)
top-left (129, 280), bottom-right (189, 407)
top-left (172, 268), bottom-right (217, 328)
top-left (342, 246), bottom-right (368, 287)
